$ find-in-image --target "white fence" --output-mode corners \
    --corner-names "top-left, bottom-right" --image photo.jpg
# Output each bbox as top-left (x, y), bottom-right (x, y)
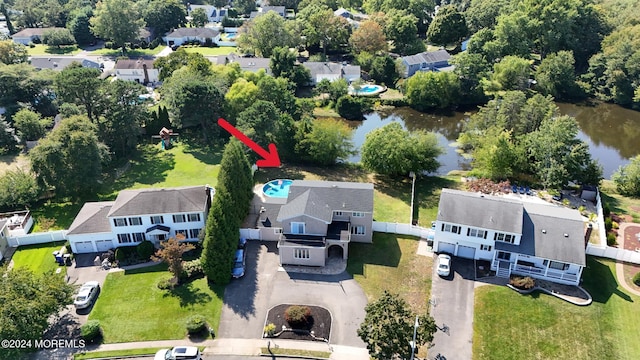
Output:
top-left (587, 243), bottom-right (640, 264)
top-left (239, 228), bottom-right (260, 240)
top-left (595, 189), bottom-right (607, 247)
top-left (8, 230), bottom-right (67, 247)
top-left (372, 221), bottom-right (434, 239)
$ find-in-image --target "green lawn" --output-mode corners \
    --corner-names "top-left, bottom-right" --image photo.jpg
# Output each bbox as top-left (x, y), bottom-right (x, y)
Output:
top-left (473, 257), bottom-right (640, 360)
top-left (10, 241), bottom-right (67, 275)
top-left (26, 44), bottom-right (82, 55)
top-left (600, 180), bottom-right (640, 222)
top-left (260, 348), bottom-right (331, 358)
top-left (88, 46), bottom-right (167, 57)
top-left (74, 347), bottom-right (165, 359)
top-left (88, 264), bottom-right (224, 343)
top-left (181, 46), bottom-right (237, 56)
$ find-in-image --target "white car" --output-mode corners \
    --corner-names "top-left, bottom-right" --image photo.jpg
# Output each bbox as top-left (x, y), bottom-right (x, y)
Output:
top-left (437, 254), bottom-right (451, 277)
top-left (155, 346), bottom-right (201, 360)
top-left (74, 281), bottom-right (100, 309)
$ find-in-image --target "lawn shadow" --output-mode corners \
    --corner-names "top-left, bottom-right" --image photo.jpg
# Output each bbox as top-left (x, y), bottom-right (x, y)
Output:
top-left (104, 145), bottom-right (175, 195)
top-left (583, 256), bottom-right (633, 304)
top-left (222, 241), bottom-right (263, 319)
top-left (166, 281), bottom-right (213, 307)
top-left (254, 166), bottom-right (306, 184)
top-left (347, 233), bottom-right (402, 276)
top-left (180, 140), bottom-right (223, 166)
top-left (600, 192), bottom-right (623, 215)
top-left (30, 200), bottom-right (84, 230)
top-left (413, 175), bottom-right (457, 224)
top-left (43, 46), bottom-right (79, 54)
top-left (125, 263), bottom-right (168, 275)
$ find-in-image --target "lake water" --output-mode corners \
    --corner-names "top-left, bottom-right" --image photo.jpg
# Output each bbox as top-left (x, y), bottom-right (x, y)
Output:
top-left (339, 103), bottom-right (640, 179)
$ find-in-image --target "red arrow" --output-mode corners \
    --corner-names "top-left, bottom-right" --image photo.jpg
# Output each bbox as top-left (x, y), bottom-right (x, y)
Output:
top-left (217, 118), bottom-right (281, 168)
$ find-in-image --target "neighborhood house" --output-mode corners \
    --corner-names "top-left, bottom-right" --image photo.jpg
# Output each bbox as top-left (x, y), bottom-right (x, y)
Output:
top-left (114, 59), bottom-right (159, 84)
top-left (187, 5), bottom-right (229, 23)
top-left (302, 62), bottom-right (361, 86)
top-left (401, 49), bottom-right (453, 78)
top-left (11, 27), bottom-right (65, 45)
top-left (30, 57), bottom-right (100, 71)
top-left (67, 186), bottom-right (212, 254)
top-left (433, 189), bottom-right (587, 285)
top-left (163, 27), bottom-right (221, 47)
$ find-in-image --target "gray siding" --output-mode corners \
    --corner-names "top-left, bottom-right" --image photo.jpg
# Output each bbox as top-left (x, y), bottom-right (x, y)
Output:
top-left (279, 246), bottom-right (325, 266)
top-left (349, 213), bottom-right (373, 243)
top-left (281, 215), bottom-right (328, 235)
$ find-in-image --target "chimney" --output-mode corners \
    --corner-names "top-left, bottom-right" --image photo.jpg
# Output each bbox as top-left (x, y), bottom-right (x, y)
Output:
top-left (142, 62), bottom-right (150, 85)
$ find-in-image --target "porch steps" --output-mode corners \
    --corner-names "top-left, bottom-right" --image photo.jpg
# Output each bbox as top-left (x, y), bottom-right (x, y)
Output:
top-left (496, 265), bottom-right (511, 278)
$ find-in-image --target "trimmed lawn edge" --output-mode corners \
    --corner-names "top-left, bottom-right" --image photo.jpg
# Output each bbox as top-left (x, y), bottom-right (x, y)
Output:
top-left (73, 347), bottom-right (164, 359)
top-left (259, 347), bottom-right (331, 359)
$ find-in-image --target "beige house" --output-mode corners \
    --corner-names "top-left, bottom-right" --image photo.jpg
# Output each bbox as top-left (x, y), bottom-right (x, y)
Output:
top-left (249, 180), bottom-right (373, 267)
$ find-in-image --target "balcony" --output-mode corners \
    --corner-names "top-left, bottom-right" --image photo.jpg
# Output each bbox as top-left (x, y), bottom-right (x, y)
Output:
top-left (0, 210), bottom-right (33, 235)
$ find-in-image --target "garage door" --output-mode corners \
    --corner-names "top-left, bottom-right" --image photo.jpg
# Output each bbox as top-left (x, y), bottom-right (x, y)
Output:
top-left (75, 241), bottom-right (94, 253)
top-left (437, 242), bottom-right (455, 255)
top-left (95, 240), bottom-right (113, 252)
top-left (457, 245), bottom-right (476, 259)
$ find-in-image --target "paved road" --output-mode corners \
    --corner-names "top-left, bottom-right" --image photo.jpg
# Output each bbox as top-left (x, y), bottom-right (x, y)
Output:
top-left (429, 257), bottom-right (476, 360)
top-left (218, 241), bottom-right (367, 347)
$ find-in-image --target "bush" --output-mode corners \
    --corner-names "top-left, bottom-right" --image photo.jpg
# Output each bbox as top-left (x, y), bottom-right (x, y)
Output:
top-left (81, 320), bottom-right (102, 343)
top-left (181, 258), bottom-right (204, 280)
top-left (633, 272), bottom-right (640, 286)
top-left (284, 305), bottom-right (312, 328)
top-left (607, 232), bottom-right (617, 246)
top-left (28, 42), bottom-right (35, 48)
top-left (104, 41), bottom-right (114, 49)
top-left (509, 276), bottom-right (535, 290)
top-left (64, 241), bottom-right (72, 254)
top-left (612, 221), bottom-right (619, 229)
top-left (605, 217), bottom-right (613, 232)
top-left (136, 240), bottom-right (155, 260)
top-left (157, 276), bottom-right (177, 290)
top-left (186, 315), bottom-right (207, 335)
top-left (264, 323), bottom-right (276, 337)
top-left (149, 38), bottom-right (161, 49)
top-left (114, 248), bottom-right (126, 262)
top-left (336, 95), bottom-right (365, 120)
top-left (603, 204), bottom-right (611, 217)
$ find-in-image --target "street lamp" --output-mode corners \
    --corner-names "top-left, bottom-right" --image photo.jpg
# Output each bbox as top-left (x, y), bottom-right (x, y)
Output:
top-left (410, 315), bottom-right (419, 360)
top-left (409, 171), bottom-right (416, 225)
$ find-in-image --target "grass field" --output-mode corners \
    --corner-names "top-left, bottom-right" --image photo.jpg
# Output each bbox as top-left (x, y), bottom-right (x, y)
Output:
top-left (74, 347), bottom-right (165, 359)
top-left (88, 46), bottom-right (166, 57)
top-left (26, 44), bottom-right (82, 56)
top-left (88, 264), bottom-right (224, 343)
top-left (473, 257), bottom-right (640, 360)
top-left (600, 180), bottom-right (640, 222)
top-left (181, 46), bottom-right (237, 56)
top-left (10, 241), bottom-right (67, 274)
top-left (0, 153), bottom-right (30, 175)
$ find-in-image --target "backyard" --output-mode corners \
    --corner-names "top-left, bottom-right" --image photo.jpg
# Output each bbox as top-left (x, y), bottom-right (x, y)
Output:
top-left (181, 46), bottom-right (238, 56)
top-left (88, 264), bottom-right (224, 343)
top-left (26, 44), bottom-right (82, 56)
top-left (473, 257), bottom-right (640, 360)
top-left (10, 241), bottom-right (67, 275)
top-left (88, 46), bottom-right (167, 57)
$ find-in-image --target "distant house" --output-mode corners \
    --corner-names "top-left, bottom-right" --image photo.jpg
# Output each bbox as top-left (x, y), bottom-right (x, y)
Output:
top-left (302, 62), bottom-right (361, 85)
top-left (212, 53), bottom-right (271, 74)
top-left (67, 186), bottom-right (213, 254)
top-left (250, 180), bottom-right (374, 267)
top-left (250, 6), bottom-right (286, 19)
top-left (163, 27), bottom-right (220, 47)
top-left (11, 27), bottom-right (65, 45)
top-left (334, 7), bottom-right (351, 18)
top-left (30, 57), bottom-right (100, 71)
top-left (0, 210), bottom-right (34, 261)
top-left (138, 27), bottom-right (154, 43)
top-left (433, 189), bottom-right (587, 285)
top-left (400, 49), bottom-right (453, 78)
top-left (114, 59), bottom-right (159, 84)
top-left (188, 5), bottom-right (229, 23)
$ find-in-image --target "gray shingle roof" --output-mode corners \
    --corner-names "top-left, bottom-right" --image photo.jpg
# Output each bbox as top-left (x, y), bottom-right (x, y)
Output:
top-left (115, 59), bottom-right (155, 70)
top-left (165, 27), bottom-right (219, 38)
top-left (12, 27), bottom-right (64, 38)
top-left (30, 57), bottom-right (100, 71)
top-left (67, 202), bottom-right (114, 235)
top-left (277, 189), bottom-right (333, 222)
top-left (302, 62), bottom-right (361, 78)
top-left (438, 189), bottom-right (523, 234)
top-left (108, 186), bottom-right (209, 217)
top-left (402, 50), bottom-right (451, 66)
top-left (288, 180), bottom-right (374, 212)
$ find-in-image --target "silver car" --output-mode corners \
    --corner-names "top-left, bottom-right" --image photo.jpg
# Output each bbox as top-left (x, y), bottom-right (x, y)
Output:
top-left (437, 254), bottom-right (451, 277)
top-left (155, 346), bottom-right (201, 360)
top-left (74, 281), bottom-right (100, 309)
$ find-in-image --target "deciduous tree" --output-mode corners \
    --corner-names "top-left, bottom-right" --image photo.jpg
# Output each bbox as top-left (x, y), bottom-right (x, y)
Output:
top-left (90, 0), bottom-right (145, 52)
top-left (349, 20), bottom-right (387, 54)
top-left (426, 5), bottom-right (468, 46)
top-left (237, 11), bottom-right (298, 57)
top-left (152, 236), bottom-right (195, 283)
top-left (296, 118), bottom-right (355, 165)
top-left (54, 65), bottom-right (102, 121)
top-left (190, 8), bottom-right (208, 28)
top-left (42, 28), bottom-right (76, 48)
top-left (405, 71), bottom-right (460, 111)
top-left (612, 155), bottom-right (640, 197)
top-left (13, 108), bottom-right (51, 142)
top-left (0, 169), bottom-right (40, 209)
top-left (0, 40), bottom-right (28, 65)
top-left (384, 10), bottom-right (424, 55)
top-left (67, 7), bottom-right (96, 46)
top-left (482, 55), bottom-right (531, 93)
top-left (143, 0), bottom-right (186, 36)
top-left (535, 51), bottom-right (581, 101)
top-left (369, 55), bottom-right (398, 87)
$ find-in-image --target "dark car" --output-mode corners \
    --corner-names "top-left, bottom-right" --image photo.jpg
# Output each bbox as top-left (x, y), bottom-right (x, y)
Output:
top-left (231, 249), bottom-right (246, 278)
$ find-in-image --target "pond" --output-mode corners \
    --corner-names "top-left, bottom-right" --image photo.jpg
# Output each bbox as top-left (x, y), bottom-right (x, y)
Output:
top-left (338, 103), bottom-right (640, 179)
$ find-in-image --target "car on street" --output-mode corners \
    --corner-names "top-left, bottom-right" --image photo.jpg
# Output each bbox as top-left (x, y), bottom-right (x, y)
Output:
top-left (155, 346), bottom-right (201, 360)
top-left (232, 248), bottom-right (246, 278)
top-left (437, 254), bottom-right (451, 277)
top-left (74, 281), bottom-right (100, 309)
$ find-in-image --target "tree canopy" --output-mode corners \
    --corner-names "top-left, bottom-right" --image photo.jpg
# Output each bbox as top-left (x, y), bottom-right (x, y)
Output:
top-left (426, 5), bottom-right (468, 46)
top-left (405, 71), bottom-right (460, 111)
top-left (237, 11), bottom-right (298, 57)
top-left (295, 118), bottom-right (355, 165)
top-left (142, 0), bottom-right (186, 36)
top-left (612, 155), bottom-right (640, 197)
top-left (90, 0), bottom-right (144, 51)
top-left (0, 40), bottom-right (28, 65)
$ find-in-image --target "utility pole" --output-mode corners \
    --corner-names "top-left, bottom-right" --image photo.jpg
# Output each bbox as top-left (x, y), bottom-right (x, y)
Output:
top-left (409, 171), bottom-right (416, 225)
top-left (410, 315), bottom-right (419, 360)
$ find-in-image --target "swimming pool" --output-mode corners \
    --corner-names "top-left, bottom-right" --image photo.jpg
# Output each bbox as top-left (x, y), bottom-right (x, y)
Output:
top-left (349, 84), bottom-right (387, 96)
top-left (262, 179), bottom-right (293, 198)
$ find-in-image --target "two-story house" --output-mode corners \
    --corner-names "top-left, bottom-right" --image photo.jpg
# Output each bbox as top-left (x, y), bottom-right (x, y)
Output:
top-left (433, 189), bottom-right (587, 285)
top-left (251, 180), bottom-right (373, 267)
top-left (163, 27), bottom-right (221, 47)
top-left (302, 62), bottom-right (361, 86)
top-left (249, 6), bottom-right (286, 19)
top-left (114, 59), bottom-right (159, 84)
top-left (400, 49), bottom-right (453, 78)
top-left (67, 186), bottom-right (212, 253)
top-left (188, 5), bottom-right (229, 23)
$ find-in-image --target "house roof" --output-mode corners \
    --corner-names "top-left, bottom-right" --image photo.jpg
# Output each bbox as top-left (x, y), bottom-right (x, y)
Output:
top-left (67, 202), bottom-right (115, 235)
top-left (402, 49), bottom-right (451, 66)
top-left (12, 27), bottom-right (64, 38)
top-left (334, 7), bottom-right (351, 16)
top-left (288, 180), bottom-right (374, 213)
top-left (115, 59), bottom-right (155, 70)
top-left (30, 57), bottom-right (100, 71)
top-left (438, 189), bottom-right (523, 234)
top-left (165, 27), bottom-right (219, 39)
top-left (277, 189), bottom-right (333, 222)
top-left (108, 186), bottom-right (209, 217)
top-left (250, 6), bottom-right (286, 18)
top-left (213, 53), bottom-right (270, 73)
top-left (302, 62), bottom-right (360, 78)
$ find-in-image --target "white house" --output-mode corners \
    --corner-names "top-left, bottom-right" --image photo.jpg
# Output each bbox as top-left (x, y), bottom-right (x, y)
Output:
top-left (0, 210), bottom-right (34, 260)
top-left (188, 5), bottom-right (229, 23)
top-left (433, 189), bottom-right (587, 285)
top-left (30, 57), bottom-right (100, 71)
top-left (114, 59), bottom-right (159, 84)
top-left (400, 49), bottom-right (453, 78)
top-left (67, 186), bottom-right (212, 253)
top-left (250, 6), bottom-right (286, 19)
top-left (211, 53), bottom-right (271, 74)
top-left (163, 27), bottom-right (221, 47)
top-left (11, 27), bottom-right (65, 45)
top-left (302, 62), bottom-right (361, 86)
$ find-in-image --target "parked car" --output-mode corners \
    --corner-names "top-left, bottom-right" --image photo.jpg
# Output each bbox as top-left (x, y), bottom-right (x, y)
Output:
top-left (231, 248), bottom-right (246, 278)
top-left (74, 281), bottom-right (100, 309)
top-left (238, 237), bottom-right (247, 249)
top-left (155, 346), bottom-right (201, 360)
top-left (437, 254), bottom-right (451, 277)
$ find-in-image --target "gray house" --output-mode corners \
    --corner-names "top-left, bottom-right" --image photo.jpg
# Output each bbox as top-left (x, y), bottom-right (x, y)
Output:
top-left (212, 53), bottom-right (271, 74)
top-left (401, 49), bottom-right (453, 78)
top-left (11, 27), bottom-right (65, 45)
top-left (251, 180), bottom-right (374, 267)
top-left (250, 6), bottom-right (286, 19)
top-left (302, 62), bottom-right (361, 85)
top-left (30, 57), bottom-right (100, 71)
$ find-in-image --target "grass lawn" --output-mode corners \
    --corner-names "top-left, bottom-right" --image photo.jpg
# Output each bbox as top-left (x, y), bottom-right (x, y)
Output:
top-left (26, 44), bottom-right (82, 56)
top-left (88, 264), bottom-right (224, 343)
top-left (600, 180), bottom-right (640, 222)
top-left (260, 348), bottom-right (331, 358)
top-left (473, 257), bottom-right (640, 360)
top-left (74, 347), bottom-right (165, 359)
top-left (88, 46), bottom-right (167, 57)
top-left (181, 46), bottom-right (237, 56)
top-left (0, 153), bottom-right (30, 175)
top-left (10, 241), bottom-right (67, 275)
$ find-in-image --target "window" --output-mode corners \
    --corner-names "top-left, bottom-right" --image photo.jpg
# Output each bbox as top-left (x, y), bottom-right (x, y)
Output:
top-left (352, 212), bottom-right (365, 217)
top-left (350, 225), bottom-right (365, 235)
top-left (157, 234), bottom-right (166, 241)
top-left (151, 216), bottom-right (164, 224)
top-left (117, 233), bottom-right (131, 243)
top-left (173, 214), bottom-right (186, 223)
top-left (334, 211), bottom-right (344, 216)
top-left (274, 228), bottom-right (283, 234)
top-left (291, 222), bottom-right (305, 234)
top-left (129, 217), bottom-right (142, 226)
top-left (188, 213), bottom-right (201, 222)
top-left (113, 218), bottom-right (127, 227)
top-left (468, 228), bottom-right (486, 239)
top-left (190, 229), bottom-right (200, 239)
top-left (294, 248), bottom-right (310, 259)
top-left (442, 224), bottom-right (461, 234)
top-left (497, 251), bottom-right (511, 260)
top-left (549, 261), bottom-right (569, 271)
top-left (480, 244), bottom-right (492, 251)
top-left (494, 232), bottom-right (515, 244)
top-left (132, 232), bottom-right (145, 242)
top-left (175, 229), bottom-right (187, 238)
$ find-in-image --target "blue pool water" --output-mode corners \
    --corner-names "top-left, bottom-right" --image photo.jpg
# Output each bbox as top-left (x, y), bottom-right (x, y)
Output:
top-left (226, 33), bottom-right (237, 40)
top-left (262, 179), bottom-right (293, 198)
top-left (350, 84), bottom-right (385, 95)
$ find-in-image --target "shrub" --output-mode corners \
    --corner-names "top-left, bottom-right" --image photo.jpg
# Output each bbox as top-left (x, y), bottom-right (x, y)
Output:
top-left (157, 276), bottom-right (177, 290)
top-left (605, 217), bottom-right (613, 232)
top-left (607, 232), bottom-right (617, 246)
top-left (612, 221), bottom-right (619, 229)
top-left (81, 320), bottom-right (102, 343)
top-left (114, 248), bottom-right (126, 262)
top-left (28, 42), bottom-right (35, 48)
top-left (104, 41), bottom-right (114, 49)
top-left (633, 272), bottom-right (640, 287)
top-left (186, 315), bottom-right (207, 335)
top-left (603, 204), bottom-right (611, 217)
top-left (509, 276), bottom-right (535, 290)
top-left (284, 305), bottom-right (312, 328)
top-left (64, 240), bottom-right (72, 254)
top-left (136, 240), bottom-right (155, 260)
top-left (336, 95), bottom-right (365, 120)
top-left (264, 323), bottom-right (276, 337)
top-left (149, 38), bottom-right (161, 49)
top-left (181, 258), bottom-right (204, 280)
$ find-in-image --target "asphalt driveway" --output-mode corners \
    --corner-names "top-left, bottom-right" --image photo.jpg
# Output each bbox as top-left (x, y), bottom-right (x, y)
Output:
top-left (218, 241), bottom-right (367, 347)
top-left (429, 257), bottom-right (476, 360)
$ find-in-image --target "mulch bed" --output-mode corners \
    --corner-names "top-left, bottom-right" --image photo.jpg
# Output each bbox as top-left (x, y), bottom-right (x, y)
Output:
top-left (265, 304), bottom-right (331, 341)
